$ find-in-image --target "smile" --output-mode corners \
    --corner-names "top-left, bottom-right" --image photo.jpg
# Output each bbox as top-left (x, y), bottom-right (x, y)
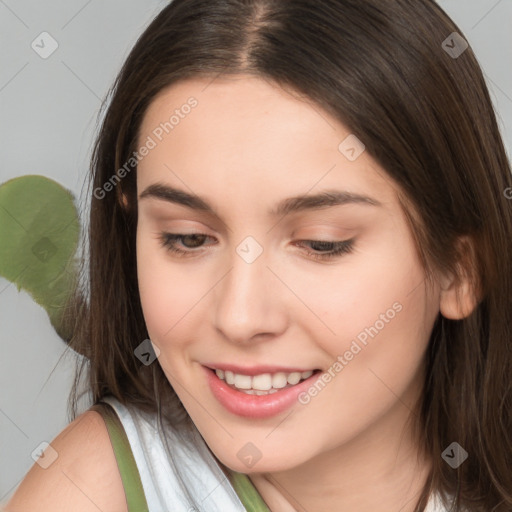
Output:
top-left (203, 365), bottom-right (323, 418)
top-left (214, 369), bottom-right (316, 394)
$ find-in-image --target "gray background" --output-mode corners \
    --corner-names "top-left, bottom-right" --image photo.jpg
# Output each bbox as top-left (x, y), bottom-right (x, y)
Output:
top-left (0, 0), bottom-right (510, 503)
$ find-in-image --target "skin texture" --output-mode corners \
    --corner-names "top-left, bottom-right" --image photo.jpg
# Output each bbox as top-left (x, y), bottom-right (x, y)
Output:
top-left (135, 75), bottom-right (475, 512)
top-left (3, 411), bottom-right (127, 512)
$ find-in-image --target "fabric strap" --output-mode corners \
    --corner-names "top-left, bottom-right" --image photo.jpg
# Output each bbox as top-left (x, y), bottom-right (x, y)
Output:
top-left (90, 400), bottom-right (271, 511)
top-left (89, 402), bottom-right (150, 512)
top-left (225, 471), bottom-right (272, 512)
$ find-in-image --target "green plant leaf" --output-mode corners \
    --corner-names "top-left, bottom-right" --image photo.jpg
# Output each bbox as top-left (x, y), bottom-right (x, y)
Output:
top-left (0, 175), bottom-right (80, 341)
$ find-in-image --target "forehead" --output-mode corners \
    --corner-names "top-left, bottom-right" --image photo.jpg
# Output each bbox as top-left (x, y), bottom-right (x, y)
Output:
top-left (136, 75), bottom-right (399, 211)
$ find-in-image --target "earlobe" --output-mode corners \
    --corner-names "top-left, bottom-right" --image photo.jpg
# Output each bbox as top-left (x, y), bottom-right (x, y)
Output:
top-left (438, 236), bottom-right (481, 320)
top-left (439, 274), bottom-right (479, 320)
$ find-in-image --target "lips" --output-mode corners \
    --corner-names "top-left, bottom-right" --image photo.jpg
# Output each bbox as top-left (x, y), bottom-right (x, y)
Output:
top-left (203, 365), bottom-right (322, 419)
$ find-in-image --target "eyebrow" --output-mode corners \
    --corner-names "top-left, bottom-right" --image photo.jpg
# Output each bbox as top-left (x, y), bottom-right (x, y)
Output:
top-left (138, 183), bottom-right (383, 217)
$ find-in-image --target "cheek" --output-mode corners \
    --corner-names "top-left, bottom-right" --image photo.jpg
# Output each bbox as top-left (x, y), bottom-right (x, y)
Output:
top-left (136, 228), bottom-right (177, 342)
top-left (304, 239), bottom-right (424, 345)
top-left (295, 279), bottom-right (435, 451)
top-left (305, 234), bottom-right (435, 387)
top-left (135, 227), bottom-right (208, 349)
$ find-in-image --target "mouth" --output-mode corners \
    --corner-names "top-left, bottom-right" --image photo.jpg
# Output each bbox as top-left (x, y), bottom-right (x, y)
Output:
top-left (203, 365), bottom-right (323, 419)
top-left (208, 367), bottom-right (322, 395)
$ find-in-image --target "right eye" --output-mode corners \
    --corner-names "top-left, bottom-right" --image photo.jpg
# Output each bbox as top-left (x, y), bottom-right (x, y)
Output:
top-left (158, 232), bottom-right (215, 257)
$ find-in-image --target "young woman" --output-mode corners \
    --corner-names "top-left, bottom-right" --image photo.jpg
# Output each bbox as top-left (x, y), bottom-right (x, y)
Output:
top-left (5, 0), bottom-right (512, 511)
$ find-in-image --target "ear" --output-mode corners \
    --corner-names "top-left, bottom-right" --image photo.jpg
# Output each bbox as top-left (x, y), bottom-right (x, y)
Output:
top-left (438, 235), bottom-right (481, 320)
top-left (117, 189), bottom-right (129, 210)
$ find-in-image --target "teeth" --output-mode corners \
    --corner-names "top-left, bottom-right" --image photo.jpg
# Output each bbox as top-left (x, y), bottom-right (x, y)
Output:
top-left (287, 372), bottom-right (301, 385)
top-left (272, 372), bottom-right (288, 389)
top-left (233, 374), bottom-right (252, 389)
top-left (239, 389), bottom-right (279, 396)
top-left (252, 373), bottom-right (272, 390)
top-left (215, 368), bottom-right (316, 391)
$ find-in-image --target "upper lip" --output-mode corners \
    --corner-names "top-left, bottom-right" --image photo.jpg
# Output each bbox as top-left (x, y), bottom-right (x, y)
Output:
top-left (203, 363), bottom-right (320, 376)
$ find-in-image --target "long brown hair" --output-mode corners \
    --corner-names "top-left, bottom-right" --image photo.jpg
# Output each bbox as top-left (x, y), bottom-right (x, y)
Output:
top-left (67, 0), bottom-right (512, 510)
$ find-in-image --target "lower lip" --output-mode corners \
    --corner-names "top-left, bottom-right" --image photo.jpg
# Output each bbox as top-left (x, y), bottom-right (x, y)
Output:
top-left (203, 366), bottom-right (320, 419)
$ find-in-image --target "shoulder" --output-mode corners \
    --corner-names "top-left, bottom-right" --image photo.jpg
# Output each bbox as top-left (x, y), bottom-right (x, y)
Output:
top-left (3, 409), bottom-right (128, 512)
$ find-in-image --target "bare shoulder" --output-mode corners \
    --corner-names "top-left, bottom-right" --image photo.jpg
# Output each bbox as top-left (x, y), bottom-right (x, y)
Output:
top-left (3, 409), bottom-right (128, 512)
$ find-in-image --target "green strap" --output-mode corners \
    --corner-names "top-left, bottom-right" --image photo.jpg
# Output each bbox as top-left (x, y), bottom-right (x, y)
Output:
top-left (89, 402), bottom-right (150, 512)
top-left (91, 401), bottom-right (270, 512)
top-left (225, 470), bottom-right (272, 512)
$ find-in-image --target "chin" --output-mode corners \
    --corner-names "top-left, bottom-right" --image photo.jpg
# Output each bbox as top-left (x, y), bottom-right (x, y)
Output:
top-left (208, 441), bottom-right (309, 474)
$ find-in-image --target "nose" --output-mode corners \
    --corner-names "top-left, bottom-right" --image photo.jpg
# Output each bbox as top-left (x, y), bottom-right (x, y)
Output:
top-left (212, 242), bottom-right (288, 345)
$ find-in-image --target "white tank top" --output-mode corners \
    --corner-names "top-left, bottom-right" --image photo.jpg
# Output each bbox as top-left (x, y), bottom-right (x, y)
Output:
top-left (101, 395), bottom-right (453, 512)
top-left (101, 395), bottom-right (246, 512)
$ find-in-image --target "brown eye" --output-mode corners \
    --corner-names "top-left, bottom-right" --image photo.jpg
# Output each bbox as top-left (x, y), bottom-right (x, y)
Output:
top-left (159, 232), bottom-right (214, 256)
top-left (294, 239), bottom-right (355, 261)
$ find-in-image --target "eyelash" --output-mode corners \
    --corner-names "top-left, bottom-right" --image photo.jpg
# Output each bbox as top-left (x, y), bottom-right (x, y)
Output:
top-left (158, 233), bottom-right (355, 261)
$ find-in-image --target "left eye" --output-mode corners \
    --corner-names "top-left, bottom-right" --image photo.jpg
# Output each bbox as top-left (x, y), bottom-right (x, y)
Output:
top-left (158, 233), bottom-right (355, 261)
top-left (294, 239), bottom-right (355, 260)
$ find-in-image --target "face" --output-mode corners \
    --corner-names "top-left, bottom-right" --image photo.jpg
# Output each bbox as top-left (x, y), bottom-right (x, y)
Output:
top-left (135, 75), bottom-right (441, 474)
